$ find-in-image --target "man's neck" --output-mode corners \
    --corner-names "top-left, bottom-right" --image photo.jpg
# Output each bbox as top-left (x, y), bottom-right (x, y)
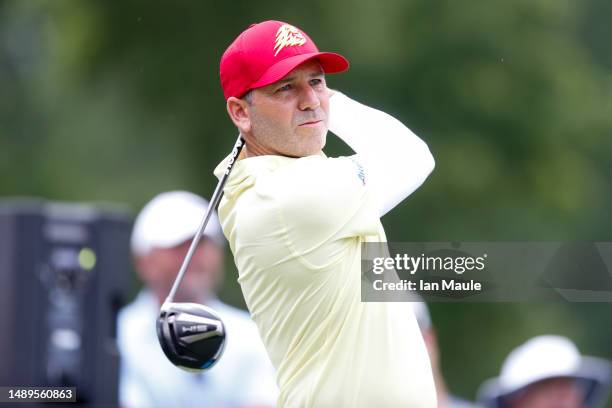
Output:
top-left (244, 143), bottom-right (271, 157)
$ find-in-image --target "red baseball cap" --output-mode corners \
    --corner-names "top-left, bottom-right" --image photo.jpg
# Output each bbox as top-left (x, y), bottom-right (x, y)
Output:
top-left (220, 20), bottom-right (349, 100)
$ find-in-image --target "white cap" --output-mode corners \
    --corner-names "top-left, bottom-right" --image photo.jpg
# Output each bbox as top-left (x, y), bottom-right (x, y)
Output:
top-left (477, 335), bottom-right (612, 407)
top-left (131, 191), bottom-right (225, 256)
top-left (499, 335), bottom-right (581, 392)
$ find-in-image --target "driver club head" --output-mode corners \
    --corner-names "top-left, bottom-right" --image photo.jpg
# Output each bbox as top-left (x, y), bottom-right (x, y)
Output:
top-left (156, 302), bottom-right (227, 372)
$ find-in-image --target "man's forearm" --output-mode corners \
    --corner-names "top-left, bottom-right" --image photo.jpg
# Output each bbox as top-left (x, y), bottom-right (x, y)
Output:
top-left (328, 91), bottom-right (435, 216)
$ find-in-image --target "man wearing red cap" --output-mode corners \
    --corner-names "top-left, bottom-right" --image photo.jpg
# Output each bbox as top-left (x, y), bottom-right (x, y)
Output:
top-left (214, 20), bottom-right (437, 407)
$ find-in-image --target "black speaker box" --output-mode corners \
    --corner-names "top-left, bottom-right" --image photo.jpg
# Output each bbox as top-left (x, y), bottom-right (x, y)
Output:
top-left (0, 199), bottom-right (132, 406)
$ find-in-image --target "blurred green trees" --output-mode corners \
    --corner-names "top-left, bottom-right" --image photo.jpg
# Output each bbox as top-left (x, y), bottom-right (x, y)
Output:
top-left (1, 0), bottom-right (611, 401)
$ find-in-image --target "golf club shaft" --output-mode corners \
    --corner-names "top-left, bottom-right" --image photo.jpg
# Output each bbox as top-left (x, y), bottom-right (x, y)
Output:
top-left (165, 134), bottom-right (245, 303)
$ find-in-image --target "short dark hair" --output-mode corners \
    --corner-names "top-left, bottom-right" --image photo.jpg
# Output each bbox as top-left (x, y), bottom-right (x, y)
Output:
top-left (242, 89), bottom-right (254, 105)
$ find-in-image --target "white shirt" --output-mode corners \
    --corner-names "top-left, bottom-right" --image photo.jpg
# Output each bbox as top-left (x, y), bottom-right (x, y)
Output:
top-left (213, 92), bottom-right (437, 407)
top-left (117, 290), bottom-right (278, 408)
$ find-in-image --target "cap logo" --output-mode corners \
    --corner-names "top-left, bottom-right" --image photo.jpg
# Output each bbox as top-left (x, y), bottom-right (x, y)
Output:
top-left (274, 24), bottom-right (307, 56)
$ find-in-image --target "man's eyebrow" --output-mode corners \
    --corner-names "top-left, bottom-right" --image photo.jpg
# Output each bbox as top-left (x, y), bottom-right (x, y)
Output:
top-left (276, 76), bottom-right (296, 85)
top-left (275, 71), bottom-right (325, 85)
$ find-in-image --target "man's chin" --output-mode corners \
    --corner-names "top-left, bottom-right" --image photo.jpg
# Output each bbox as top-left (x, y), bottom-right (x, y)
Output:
top-left (302, 129), bottom-right (327, 153)
top-left (278, 130), bottom-right (326, 157)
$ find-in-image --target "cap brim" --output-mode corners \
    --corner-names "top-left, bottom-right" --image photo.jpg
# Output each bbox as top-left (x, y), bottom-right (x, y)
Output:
top-left (477, 361), bottom-right (612, 408)
top-left (250, 52), bottom-right (349, 91)
top-left (143, 225), bottom-right (223, 253)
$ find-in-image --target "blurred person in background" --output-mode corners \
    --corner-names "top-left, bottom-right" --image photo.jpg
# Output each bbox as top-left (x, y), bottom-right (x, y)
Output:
top-left (411, 301), bottom-right (482, 408)
top-left (117, 191), bottom-right (277, 408)
top-left (477, 335), bottom-right (612, 408)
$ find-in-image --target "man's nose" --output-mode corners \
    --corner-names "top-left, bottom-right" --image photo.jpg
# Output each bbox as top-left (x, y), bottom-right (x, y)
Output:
top-left (298, 86), bottom-right (321, 111)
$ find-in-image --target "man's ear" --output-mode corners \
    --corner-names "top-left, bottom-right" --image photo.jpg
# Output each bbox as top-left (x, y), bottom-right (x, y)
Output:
top-left (226, 97), bottom-right (252, 134)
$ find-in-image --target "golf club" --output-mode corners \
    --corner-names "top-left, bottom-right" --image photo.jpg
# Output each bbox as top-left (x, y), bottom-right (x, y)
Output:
top-left (156, 134), bottom-right (245, 371)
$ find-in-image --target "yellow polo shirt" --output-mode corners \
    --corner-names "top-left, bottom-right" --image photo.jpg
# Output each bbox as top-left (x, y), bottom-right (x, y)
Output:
top-left (214, 153), bottom-right (436, 407)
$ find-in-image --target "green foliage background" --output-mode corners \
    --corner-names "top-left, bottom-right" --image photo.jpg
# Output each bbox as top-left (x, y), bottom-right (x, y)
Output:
top-left (1, 0), bottom-right (611, 402)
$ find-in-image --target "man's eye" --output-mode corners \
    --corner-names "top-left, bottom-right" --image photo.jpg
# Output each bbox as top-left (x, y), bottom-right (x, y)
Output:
top-left (277, 84), bottom-right (292, 92)
top-left (310, 78), bottom-right (323, 86)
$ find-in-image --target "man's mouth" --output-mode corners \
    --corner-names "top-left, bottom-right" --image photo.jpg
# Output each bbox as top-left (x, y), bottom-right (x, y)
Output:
top-left (299, 120), bottom-right (323, 127)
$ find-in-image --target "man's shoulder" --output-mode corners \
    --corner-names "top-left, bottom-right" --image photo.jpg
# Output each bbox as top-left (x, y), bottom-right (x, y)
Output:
top-left (256, 155), bottom-right (363, 199)
top-left (222, 154), bottom-right (374, 247)
top-left (118, 290), bottom-right (156, 325)
top-left (116, 290), bottom-right (158, 355)
top-left (268, 155), bottom-right (370, 217)
top-left (229, 154), bottom-right (361, 200)
top-left (276, 154), bottom-right (355, 176)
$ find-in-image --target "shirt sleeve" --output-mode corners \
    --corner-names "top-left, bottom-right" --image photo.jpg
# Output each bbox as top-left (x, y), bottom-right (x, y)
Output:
top-left (328, 92), bottom-right (435, 217)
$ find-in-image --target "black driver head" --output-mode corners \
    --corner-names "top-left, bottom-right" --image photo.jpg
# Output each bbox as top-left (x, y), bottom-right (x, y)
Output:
top-left (156, 302), bottom-right (226, 371)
